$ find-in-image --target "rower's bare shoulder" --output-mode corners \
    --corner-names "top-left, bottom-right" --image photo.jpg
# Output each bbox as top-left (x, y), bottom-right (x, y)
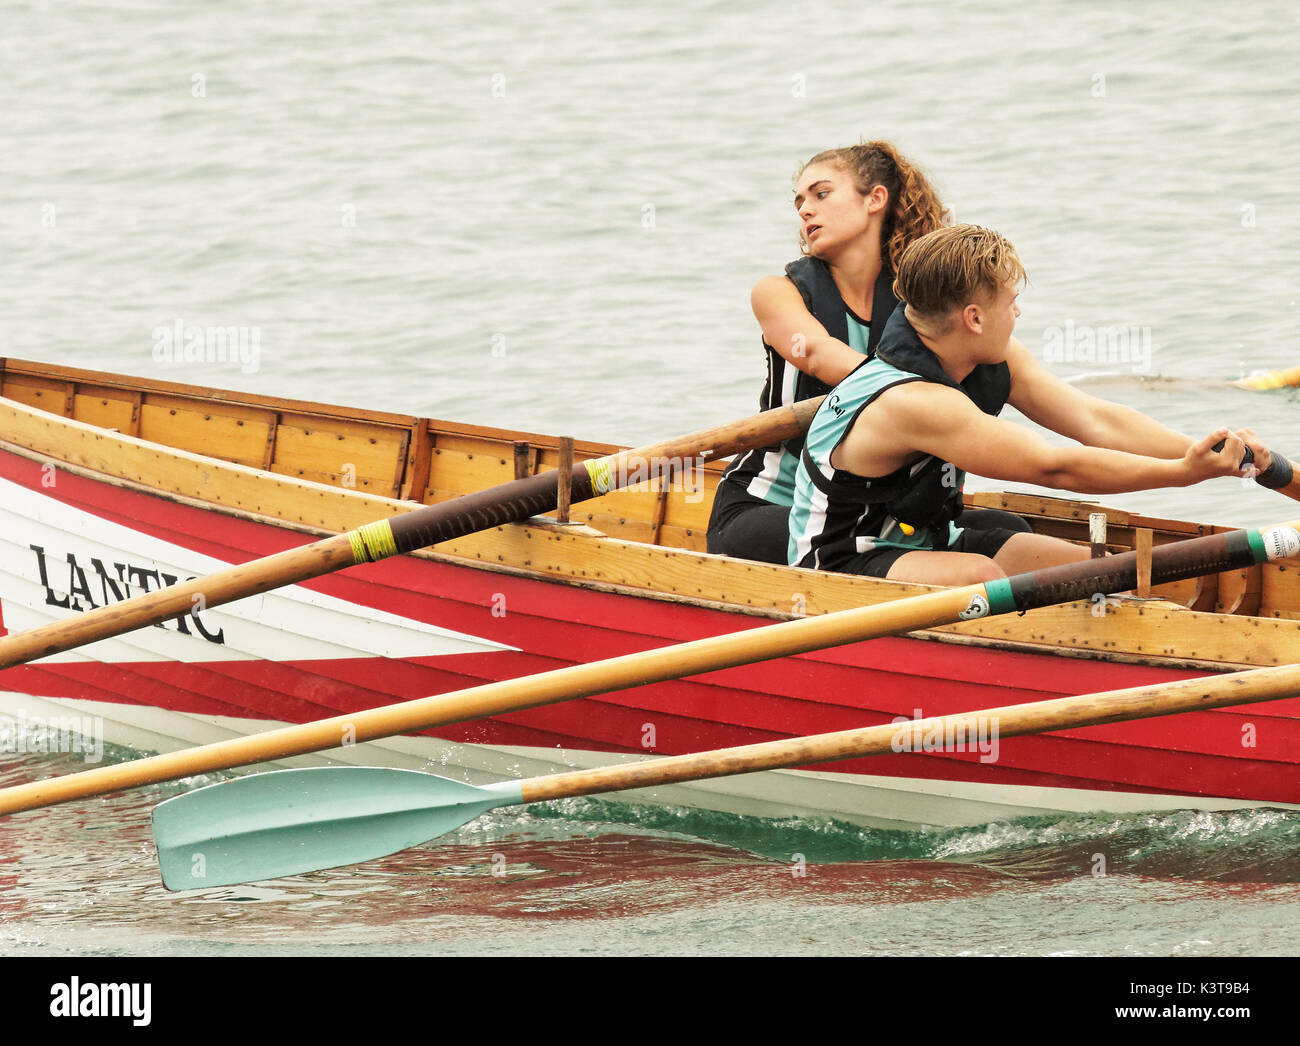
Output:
top-left (750, 274), bottom-right (801, 312)
top-left (870, 380), bottom-right (973, 430)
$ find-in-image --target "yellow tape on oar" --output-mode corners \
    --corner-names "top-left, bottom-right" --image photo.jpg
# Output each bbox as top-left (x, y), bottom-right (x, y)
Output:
top-left (584, 456), bottom-right (615, 494)
top-left (348, 520), bottom-right (399, 564)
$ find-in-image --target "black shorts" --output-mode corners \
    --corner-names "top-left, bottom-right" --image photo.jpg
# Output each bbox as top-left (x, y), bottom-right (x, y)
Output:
top-left (837, 520), bottom-right (1025, 579)
top-left (710, 475), bottom-right (1032, 572)
top-left (706, 476), bottom-right (790, 564)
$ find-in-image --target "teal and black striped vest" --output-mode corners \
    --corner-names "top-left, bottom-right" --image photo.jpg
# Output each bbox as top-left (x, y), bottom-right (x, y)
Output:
top-left (722, 256), bottom-right (898, 507)
top-left (788, 308), bottom-right (1011, 570)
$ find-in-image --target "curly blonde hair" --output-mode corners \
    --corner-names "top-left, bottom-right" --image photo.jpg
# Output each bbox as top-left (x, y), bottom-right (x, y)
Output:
top-left (798, 141), bottom-right (946, 272)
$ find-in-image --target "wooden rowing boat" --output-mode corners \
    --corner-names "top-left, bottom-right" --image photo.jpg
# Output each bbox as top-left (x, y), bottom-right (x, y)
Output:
top-left (2, 356), bottom-right (1298, 830)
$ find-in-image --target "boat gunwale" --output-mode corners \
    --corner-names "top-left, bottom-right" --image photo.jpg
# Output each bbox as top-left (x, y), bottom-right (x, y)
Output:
top-left (4, 356), bottom-right (1299, 665)
top-left (1, 410), bottom-right (1293, 678)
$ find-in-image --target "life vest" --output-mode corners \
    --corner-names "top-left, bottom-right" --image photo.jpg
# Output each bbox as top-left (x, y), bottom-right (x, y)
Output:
top-left (788, 307), bottom-right (1011, 570)
top-left (721, 256), bottom-right (898, 507)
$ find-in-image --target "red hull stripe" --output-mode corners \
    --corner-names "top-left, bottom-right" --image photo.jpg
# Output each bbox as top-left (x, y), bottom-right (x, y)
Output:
top-left (2, 446), bottom-right (1297, 805)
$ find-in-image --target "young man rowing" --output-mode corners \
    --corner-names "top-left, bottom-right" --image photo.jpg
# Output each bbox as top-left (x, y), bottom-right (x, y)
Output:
top-left (788, 224), bottom-right (1274, 585)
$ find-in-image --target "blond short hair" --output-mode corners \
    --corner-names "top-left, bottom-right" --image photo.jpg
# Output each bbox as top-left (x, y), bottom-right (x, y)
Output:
top-left (892, 225), bottom-right (1026, 331)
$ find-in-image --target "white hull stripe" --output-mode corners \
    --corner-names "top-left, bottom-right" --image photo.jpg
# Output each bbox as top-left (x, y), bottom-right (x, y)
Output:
top-left (0, 477), bottom-right (516, 664)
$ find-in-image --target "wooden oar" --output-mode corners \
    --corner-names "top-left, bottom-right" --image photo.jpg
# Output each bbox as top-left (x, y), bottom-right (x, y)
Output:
top-left (2, 515), bottom-right (1298, 818)
top-left (153, 660), bottom-right (1300, 890)
top-left (0, 397), bottom-right (821, 671)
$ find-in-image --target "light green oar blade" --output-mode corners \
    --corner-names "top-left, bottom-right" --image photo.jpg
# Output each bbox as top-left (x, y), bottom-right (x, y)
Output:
top-left (152, 767), bottom-right (523, 891)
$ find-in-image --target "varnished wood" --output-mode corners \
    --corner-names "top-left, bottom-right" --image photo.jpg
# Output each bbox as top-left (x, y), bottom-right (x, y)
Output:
top-left (0, 392), bottom-right (836, 671)
top-left (5, 354), bottom-right (1300, 671)
top-left (1136, 527), bottom-right (1153, 597)
top-left (512, 440), bottom-right (530, 481)
top-left (556, 436), bottom-right (573, 524)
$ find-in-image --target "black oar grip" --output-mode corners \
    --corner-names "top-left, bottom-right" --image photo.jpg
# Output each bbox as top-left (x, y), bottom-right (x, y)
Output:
top-left (386, 467), bottom-right (595, 553)
top-left (1005, 530), bottom-right (1256, 612)
top-left (1209, 437), bottom-right (1254, 469)
top-left (1209, 436), bottom-right (1295, 489)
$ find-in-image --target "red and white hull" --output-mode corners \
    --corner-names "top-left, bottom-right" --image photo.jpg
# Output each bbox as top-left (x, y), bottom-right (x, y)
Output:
top-left (3, 445), bottom-right (1299, 830)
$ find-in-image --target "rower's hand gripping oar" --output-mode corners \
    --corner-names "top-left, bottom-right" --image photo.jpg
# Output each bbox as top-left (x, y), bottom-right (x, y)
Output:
top-left (1209, 435), bottom-right (1297, 495)
top-left (154, 656), bottom-right (1300, 890)
top-left (0, 397), bottom-right (823, 671)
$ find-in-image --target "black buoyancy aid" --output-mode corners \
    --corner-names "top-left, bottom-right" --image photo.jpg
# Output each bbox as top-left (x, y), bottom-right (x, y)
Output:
top-left (789, 307), bottom-right (1012, 569)
top-left (721, 256), bottom-right (899, 507)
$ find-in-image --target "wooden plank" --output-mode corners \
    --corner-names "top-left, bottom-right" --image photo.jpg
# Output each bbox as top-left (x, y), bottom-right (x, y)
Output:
top-left (426, 419), bottom-right (618, 462)
top-left (73, 391), bottom-right (137, 434)
top-left (1135, 528), bottom-right (1153, 597)
top-left (649, 477), bottom-right (670, 545)
top-left (1261, 562), bottom-right (1300, 620)
top-left (1186, 572), bottom-right (1220, 612)
top-left (1216, 565), bottom-right (1263, 617)
top-left (512, 441), bottom-right (531, 481)
top-left (556, 437), bottom-right (574, 524)
top-left (138, 400), bottom-right (273, 468)
top-left (2, 356), bottom-right (421, 428)
top-left (271, 417), bottom-right (408, 497)
top-left (572, 511), bottom-right (659, 546)
top-left (965, 490), bottom-right (1209, 536)
top-left (390, 427), bottom-right (411, 501)
top-left (1, 374), bottom-right (70, 413)
top-left (655, 523), bottom-right (708, 552)
top-left (426, 446), bottom-right (516, 500)
top-left (968, 490), bottom-right (1121, 524)
top-left (0, 397), bottom-right (409, 533)
top-left (126, 389), bottom-right (142, 437)
top-left (261, 415), bottom-right (279, 471)
top-left (399, 419), bottom-right (433, 501)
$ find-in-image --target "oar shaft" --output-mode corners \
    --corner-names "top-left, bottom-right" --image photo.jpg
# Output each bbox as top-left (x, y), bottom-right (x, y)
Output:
top-left (0, 398), bottom-right (823, 671)
top-left (521, 663), bottom-right (1300, 804)
top-left (0, 587), bottom-right (975, 815)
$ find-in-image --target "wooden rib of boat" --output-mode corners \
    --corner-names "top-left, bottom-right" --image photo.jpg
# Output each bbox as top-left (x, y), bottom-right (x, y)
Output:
top-left (1, 356), bottom-right (1298, 830)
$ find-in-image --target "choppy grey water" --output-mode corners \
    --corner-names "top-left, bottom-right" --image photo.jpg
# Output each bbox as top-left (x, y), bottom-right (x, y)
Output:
top-left (3, 0), bottom-right (1300, 961)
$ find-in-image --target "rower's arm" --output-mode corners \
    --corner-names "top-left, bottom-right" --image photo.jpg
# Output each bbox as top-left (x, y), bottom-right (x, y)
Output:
top-left (1004, 338), bottom-right (1275, 471)
top-left (856, 383), bottom-right (1248, 495)
top-left (1004, 338), bottom-right (1192, 455)
top-left (751, 276), bottom-right (864, 387)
